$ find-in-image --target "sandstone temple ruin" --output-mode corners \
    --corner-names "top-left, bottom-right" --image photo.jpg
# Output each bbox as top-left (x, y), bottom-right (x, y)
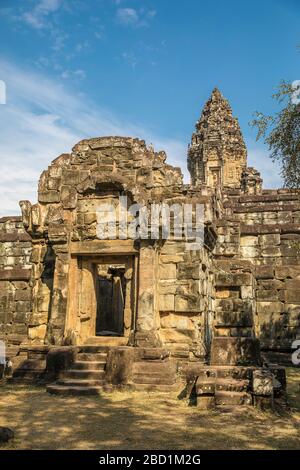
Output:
top-left (0, 88), bottom-right (299, 407)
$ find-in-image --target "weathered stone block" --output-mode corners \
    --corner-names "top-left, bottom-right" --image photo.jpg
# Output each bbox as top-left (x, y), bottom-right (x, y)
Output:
top-left (254, 266), bottom-right (274, 279)
top-left (15, 301), bottom-right (31, 312)
top-left (47, 178), bottom-right (61, 191)
top-left (175, 293), bottom-right (199, 312)
top-left (46, 346), bottom-right (77, 379)
top-left (38, 191), bottom-right (60, 203)
top-left (258, 279), bottom-right (284, 290)
top-left (261, 247), bottom-right (281, 257)
top-left (240, 285), bottom-right (253, 299)
top-left (279, 290), bottom-right (300, 303)
top-left (216, 272), bottom-right (252, 287)
top-left (256, 290), bottom-right (279, 301)
top-left (106, 347), bottom-right (135, 386)
top-left (240, 236), bottom-right (258, 246)
top-left (61, 186), bottom-right (77, 209)
top-left (256, 301), bottom-right (284, 315)
top-left (211, 337), bottom-right (261, 366)
top-left (159, 294), bottom-right (175, 311)
top-left (215, 298), bottom-right (233, 312)
top-left (159, 281), bottom-right (177, 295)
top-left (285, 279), bottom-right (300, 290)
top-left (61, 169), bottom-right (80, 185)
top-left (159, 263), bottom-right (176, 280)
top-left (15, 289), bottom-right (32, 302)
top-left (160, 313), bottom-right (194, 329)
top-left (252, 369), bottom-right (274, 396)
top-left (275, 266), bottom-right (300, 280)
top-left (28, 312), bottom-right (49, 326)
top-left (240, 246), bottom-right (259, 258)
top-left (28, 324), bottom-right (47, 341)
top-left (215, 289), bottom-right (231, 299)
top-left (160, 328), bottom-right (195, 343)
top-left (259, 234), bottom-right (281, 246)
top-left (215, 310), bottom-right (253, 327)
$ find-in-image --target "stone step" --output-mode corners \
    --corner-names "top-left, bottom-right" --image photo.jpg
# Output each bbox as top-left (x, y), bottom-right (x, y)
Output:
top-left (186, 366), bottom-right (254, 381)
top-left (77, 352), bottom-right (107, 362)
top-left (13, 359), bottom-right (46, 371)
top-left (215, 391), bottom-right (252, 406)
top-left (196, 378), bottom-right (249, 393)
top-left (64, 369), bottom-right (105, 380)
top-left (84, 337), bottom-right (127, 347)
top-left (47, 384), bottom-right (103, 396)
top-left (9, 372), bottom-right (46, 383)
top-left (57, 378), bottom-right (104, 387)
top-left (12, 359), bottom-right (46, 381)
top-left (215, 379), bottom-right (249, 393)
top-left (133, 361), bottom-right (176, 374)
top-left (72, 361), bottom-right (106, 371)
top-left (130, 383), bottom-right (180, 393)
top-left (79, 345), bottom-right (110, 354)
top-left (133, 374), bottom-right (176, 385)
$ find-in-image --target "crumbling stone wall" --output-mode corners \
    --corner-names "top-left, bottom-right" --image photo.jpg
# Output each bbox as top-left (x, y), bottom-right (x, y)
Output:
top-left (215, 190), bottom-right (300, 354)
top-left (0, 217), bottom-right (32, 354)
top-left (0, 89), bottom-right (299, 369)
top-left (158, 239), bottom-right (215, 360)
top-left (16, 137), bottom-right (218, 352)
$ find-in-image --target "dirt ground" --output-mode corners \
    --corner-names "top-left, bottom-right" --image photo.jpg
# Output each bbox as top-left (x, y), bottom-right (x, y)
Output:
top-left (0, 368), bottom-right (300, 450)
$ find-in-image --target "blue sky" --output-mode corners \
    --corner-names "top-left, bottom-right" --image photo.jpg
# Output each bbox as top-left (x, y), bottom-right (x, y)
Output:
top-left (0, 0), bottom-right (299, 215)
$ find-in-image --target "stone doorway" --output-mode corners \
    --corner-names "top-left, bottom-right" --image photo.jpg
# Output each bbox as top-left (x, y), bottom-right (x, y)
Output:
top-left (95, 264), bottom-right (126, 336)
top-left (65, 252), bottom-right (136, 345)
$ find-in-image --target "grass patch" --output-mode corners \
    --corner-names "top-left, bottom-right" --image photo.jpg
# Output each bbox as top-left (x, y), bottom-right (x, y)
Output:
top-left (0, 368), bottom-right (299, 450)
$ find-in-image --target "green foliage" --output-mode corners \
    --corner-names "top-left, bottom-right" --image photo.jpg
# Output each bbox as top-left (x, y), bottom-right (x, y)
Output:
top-left (251, 81), bottom-right (300, 188)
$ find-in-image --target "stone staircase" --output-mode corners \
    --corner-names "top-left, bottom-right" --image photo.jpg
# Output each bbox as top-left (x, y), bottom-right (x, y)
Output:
top-left (194, 366), bottom-right (253, 407)
top-left (47, 346), bottom-right (108, 396)
top-left (10, 345), bottom-right (48, 384)
top-left (131, 356), bottom-right (178, 392)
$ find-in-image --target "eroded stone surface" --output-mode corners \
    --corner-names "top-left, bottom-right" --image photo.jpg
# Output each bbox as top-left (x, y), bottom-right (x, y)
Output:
top-left (0, 90), bottom-right (299, 391)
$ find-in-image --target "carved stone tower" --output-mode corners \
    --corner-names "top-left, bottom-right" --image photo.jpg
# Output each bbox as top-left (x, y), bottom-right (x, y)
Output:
top-left (188, 88), bottom-right (247, 189)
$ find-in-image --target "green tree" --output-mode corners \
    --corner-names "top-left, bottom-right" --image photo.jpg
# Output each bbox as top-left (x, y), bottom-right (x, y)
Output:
top-left (251, 81), bottom-right (300, 188)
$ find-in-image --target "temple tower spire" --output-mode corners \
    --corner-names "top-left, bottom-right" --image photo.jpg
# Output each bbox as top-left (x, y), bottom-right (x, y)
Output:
top-left (188, 88), bottom-right (247, 189)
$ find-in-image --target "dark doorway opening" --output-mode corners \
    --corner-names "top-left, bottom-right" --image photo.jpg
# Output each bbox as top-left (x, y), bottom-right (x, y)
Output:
top-left (96, 265), bottom-right (126, 336)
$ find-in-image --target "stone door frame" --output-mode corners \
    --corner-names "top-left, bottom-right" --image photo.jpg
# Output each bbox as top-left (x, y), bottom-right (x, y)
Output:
top-left (65, 242), bottom-right (138, 345)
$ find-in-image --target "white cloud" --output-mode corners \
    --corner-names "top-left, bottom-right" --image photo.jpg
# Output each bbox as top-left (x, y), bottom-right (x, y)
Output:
top-left (0, 60), bottom-right (280, 217)
top-left (23, 0), bottom-right (62, 30)
top-left (0, 59), bottom-right (187, 216)
top-left (116, 7), bottom-right (156, 27)
top-left (61, 69), bottom-right (86, 80)
top-left (116, 8), bottom-right (139, 26)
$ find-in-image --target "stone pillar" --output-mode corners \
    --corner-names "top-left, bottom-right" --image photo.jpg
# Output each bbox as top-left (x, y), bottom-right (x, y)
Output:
top-left (135, 241), bottom-right (161, 347)
top-left (46, 245), bottom-right (70, 345)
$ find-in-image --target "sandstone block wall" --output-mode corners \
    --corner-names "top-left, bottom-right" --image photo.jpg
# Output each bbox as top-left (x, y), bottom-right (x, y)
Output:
top-left (0, 217), bottom-right (32, 353)
top-left (216, 190), bottom-right (300, 352)
top-left (158, 240), bottom-right (214, 359)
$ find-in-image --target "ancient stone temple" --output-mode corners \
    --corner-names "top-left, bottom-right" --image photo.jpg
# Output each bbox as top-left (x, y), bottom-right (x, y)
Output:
top-left (1, 88), bottom-right (299, 407)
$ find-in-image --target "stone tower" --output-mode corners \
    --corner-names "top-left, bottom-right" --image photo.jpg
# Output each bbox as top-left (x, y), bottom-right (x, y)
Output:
top-left (188, 88), bottom-right (247, 189)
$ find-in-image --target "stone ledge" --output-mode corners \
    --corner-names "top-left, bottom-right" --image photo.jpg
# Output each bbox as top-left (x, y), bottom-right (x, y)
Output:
top-left (0, 269), bottom-right (31, 281)
top-left (0, 216), bottom-right (22, 223)
top-left (0, 232), bottom-right (31, 242)
top-left (241, 223), bottom-right (300, 235)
